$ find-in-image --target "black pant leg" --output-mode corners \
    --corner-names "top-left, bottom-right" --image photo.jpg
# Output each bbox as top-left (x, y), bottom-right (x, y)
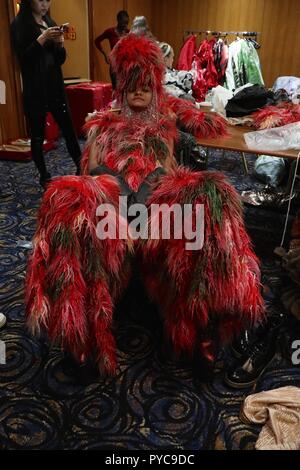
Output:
top-left (49, 102), bottom-right (81, 170)
top-left (27, 113), bottom-right (49, 179)
top-left (109, 65), bottom-right (117, 90)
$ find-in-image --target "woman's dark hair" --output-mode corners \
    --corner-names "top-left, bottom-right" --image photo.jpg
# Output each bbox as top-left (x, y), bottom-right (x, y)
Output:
top-left (18, 0), bottom-right (34, 22)
top-left (17, 0), bottom-right (54, 28)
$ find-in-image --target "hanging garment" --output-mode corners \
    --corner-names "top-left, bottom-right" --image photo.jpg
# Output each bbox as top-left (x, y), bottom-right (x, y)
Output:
top-left (240, 40), bottom-right (264, 87)
top-left (240, 386), bottom-right (300, 450)
top-left (164, 68), bottom-right (193, 99)
top-left (213, 39), bottom-right (229, 85)
top-left (225, 39), bottom-right (242, 92)
top-left (177, 35), bottom-right (197, 71)
top-left (192, 39), bottom-right (219, 101)
top-left (225, 39), bottom-right (264, 92)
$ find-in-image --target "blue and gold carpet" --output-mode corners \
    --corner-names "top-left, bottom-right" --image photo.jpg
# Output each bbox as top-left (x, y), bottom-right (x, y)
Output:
top-left (0, 141), bottom-right (299, 450)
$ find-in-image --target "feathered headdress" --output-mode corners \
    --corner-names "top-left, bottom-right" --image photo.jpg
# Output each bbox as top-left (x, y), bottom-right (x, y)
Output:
top-left (110, 33), bottom-right (165, 104)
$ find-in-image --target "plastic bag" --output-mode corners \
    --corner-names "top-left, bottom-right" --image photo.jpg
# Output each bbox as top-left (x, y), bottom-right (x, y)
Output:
top-left (254, 155), bottom-right (286, 187)
top-left (244, 122), bottom-right (300, 151)
top-left (211, 85), bottom-right (233, 116)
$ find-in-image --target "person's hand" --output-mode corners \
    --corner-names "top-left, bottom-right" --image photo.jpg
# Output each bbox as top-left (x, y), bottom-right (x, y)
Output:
top-left (53, 32), bottom-right (65, 46)
top-left (37, 27), bottom-right (63, 46)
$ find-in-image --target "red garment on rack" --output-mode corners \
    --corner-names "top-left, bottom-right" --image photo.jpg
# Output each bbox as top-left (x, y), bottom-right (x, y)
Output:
top-left (176, 35), bottom-right (197, 71)
top-left (192, 39), bottom-right (219, 101)
top-left (214, 40), bottom-right (229, 84)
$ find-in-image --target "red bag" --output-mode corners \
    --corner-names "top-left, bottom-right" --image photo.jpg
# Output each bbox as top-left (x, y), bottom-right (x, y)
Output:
top-left (66, 82), bottom-right (113, 136)
top-left (45, 112), bottom-right (59, 142)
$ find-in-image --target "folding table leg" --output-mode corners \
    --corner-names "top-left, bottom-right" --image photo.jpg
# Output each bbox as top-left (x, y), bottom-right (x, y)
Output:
top-left (285, 159), bottom-right (298, 195)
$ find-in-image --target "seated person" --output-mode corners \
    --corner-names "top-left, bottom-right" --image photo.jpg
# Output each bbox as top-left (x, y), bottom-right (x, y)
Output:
top-left (159, 42), bottom-right (194, 102)
top-left (26, 34), bottom-right (264, 376)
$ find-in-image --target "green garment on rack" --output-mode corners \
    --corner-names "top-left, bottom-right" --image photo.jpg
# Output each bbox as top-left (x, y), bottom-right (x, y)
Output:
top-left (225, 39), bottom-right (264, 91)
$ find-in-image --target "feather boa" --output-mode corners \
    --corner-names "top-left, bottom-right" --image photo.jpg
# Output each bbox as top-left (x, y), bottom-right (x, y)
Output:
top-left (164, 95), bottom-right (227, 138)
top-left (140, 167), bottom-right (264, 357)
top-left (253, 103), bottom-right (300, 130)
top-left (26, 175), bottom-right (131, 373)
top-left (26, 169), bottom-right (264, 371)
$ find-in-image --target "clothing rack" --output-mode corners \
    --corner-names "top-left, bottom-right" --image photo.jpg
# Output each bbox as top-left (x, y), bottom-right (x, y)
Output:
top-left (184, 30), bottom-right (260, 37)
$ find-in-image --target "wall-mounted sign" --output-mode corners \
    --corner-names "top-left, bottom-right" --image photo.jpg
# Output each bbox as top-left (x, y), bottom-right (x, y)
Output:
top-left (64, 26), bottom-right (76, 41)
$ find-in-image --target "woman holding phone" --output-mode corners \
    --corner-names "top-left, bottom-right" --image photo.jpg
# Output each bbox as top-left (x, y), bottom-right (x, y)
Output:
top-left (11, 0), bottom-right (81, 189)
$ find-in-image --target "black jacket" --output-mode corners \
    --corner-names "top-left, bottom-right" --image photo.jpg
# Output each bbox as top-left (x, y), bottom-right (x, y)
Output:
top-left (11, 15), bottom-right (67, 116)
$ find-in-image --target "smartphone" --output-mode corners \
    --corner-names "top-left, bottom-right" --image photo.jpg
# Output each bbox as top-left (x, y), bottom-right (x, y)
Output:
top-left (60, 23), bottom-right (69, 32)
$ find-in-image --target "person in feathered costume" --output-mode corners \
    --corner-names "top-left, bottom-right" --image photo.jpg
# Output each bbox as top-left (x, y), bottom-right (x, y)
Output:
top-left (26, 34), bottom-right (264, 375)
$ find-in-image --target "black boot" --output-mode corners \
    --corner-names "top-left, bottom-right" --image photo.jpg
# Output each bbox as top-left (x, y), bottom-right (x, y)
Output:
top-left (224, 338), bottom-right (277, 388)
top-left (231, 329), bottom-right (254, 358)
top-left (224, 312), bottom-right (285, 388)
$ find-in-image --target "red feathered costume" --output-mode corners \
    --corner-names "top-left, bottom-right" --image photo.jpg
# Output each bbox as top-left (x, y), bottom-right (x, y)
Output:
top-left (26, 34), bottom-right (264, 374)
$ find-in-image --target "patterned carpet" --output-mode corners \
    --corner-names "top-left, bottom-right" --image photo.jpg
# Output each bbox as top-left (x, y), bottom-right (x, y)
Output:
top-left (0, 140), bottom-right (300, 450)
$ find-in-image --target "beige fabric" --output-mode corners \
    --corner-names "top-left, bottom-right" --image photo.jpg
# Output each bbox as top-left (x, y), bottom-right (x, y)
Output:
top-left (240, 386), bottom-right (300, 450)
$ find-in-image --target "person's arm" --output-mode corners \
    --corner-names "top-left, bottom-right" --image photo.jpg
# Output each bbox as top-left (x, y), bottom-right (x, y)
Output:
top-left (94, 29), bottom-right (110, 64)
top-left (11, 22), bottom-right (63, 65)
top-left (88, 140), bottom-right (103, 174)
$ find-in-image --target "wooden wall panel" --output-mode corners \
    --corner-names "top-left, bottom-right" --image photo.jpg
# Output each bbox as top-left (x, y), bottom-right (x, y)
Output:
top-left (126, 0), bottom-right (153, 28)
top-left (152, 0), bottom-right (200, 57)
top-left (203, 0), bottom-right (265, 32)
top-left (0, 0), bottom-right (26, 144)
top-left (260, 0), bottom-right (300, 86)
top-left (90, 0), bottom-right (123, 82)
top-left (152, 0), bottom-right (299, 87)
top-left (90, 0), bottom-right (153, 82)
top-left (51, 0), bottom-right (90, 79)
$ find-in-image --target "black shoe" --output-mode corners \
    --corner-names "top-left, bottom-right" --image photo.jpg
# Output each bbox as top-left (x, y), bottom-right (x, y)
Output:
top-left (231, 330), bottom-right (253, 358)
top-left (224, 337), bottom-right (277, 389)
top-left (231, 311), bottom-right (285, 359)
top-left (225, 311), bottom-right (285, 388)
top-left (241, 187), bottom-right (297, 211)
top-left (190, 145), bottom-right (208, 171)
top-left (39, 172), bottom-right (52, 190)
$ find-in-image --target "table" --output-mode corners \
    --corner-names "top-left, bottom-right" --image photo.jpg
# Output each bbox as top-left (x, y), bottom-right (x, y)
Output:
top-left (197, 124), bottom-right (300, 191)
